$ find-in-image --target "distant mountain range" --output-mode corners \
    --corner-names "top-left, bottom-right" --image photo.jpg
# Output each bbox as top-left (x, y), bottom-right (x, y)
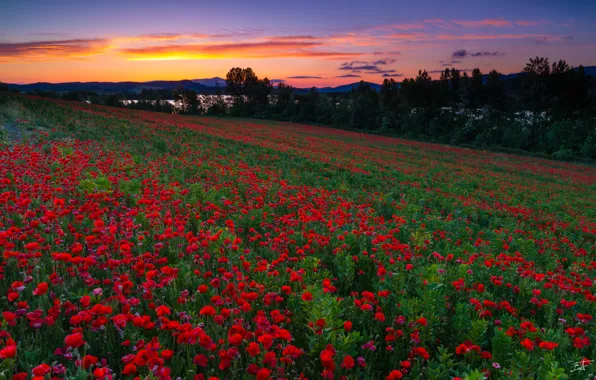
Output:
top-left (5, 67), bottom-right (595, 94)
top-left (6, 80), bottom-right (214, 94)
top-left (192, 77), bottom-right (227, 87)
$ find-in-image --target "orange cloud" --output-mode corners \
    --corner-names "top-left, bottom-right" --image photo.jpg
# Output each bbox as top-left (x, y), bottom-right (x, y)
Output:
top-left (119, 40), bottom-right (361, 60)
top-left (0, 38), bottom-right (109, 62)
top-left (452, 19), bottom-right (512, 27)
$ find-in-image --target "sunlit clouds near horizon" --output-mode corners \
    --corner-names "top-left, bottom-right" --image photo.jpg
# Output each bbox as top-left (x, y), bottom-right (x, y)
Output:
top-left (0, 0), bottom-right (594, 86)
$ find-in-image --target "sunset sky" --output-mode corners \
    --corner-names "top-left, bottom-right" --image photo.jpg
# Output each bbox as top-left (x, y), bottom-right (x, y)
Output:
top-left (1, 0), bottom-right (595, 87)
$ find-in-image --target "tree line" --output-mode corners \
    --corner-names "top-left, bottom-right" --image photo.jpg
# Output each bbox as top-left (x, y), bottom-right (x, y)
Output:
top-left (2, 57), bottom-right (595, 160)
top-left (216, 61), bottom-right (596, 160)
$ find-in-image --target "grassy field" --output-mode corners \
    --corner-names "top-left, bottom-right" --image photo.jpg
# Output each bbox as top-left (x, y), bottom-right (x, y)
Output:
top-left (0, 94), bottom-right (594, 380)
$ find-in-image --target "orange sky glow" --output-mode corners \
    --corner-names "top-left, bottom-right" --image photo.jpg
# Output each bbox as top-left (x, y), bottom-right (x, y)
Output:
top-left (1, 0), bottom-right (595, 87)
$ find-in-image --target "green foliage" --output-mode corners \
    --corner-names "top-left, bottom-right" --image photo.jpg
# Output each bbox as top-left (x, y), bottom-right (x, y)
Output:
top-left (78, 172), bottom-right (112, 193)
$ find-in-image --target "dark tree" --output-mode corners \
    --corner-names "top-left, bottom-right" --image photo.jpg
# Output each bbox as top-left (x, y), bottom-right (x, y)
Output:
top-left (174, 86), bottom-right (199, 114)
top-left (524, 57), bottom-right (551, 76)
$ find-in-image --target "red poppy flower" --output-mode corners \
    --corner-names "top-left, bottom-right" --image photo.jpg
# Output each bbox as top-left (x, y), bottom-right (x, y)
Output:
top-left (246, 342), bottom-right (261, 357)
top-left (0, 345), bottom-right (16, 359)
top-left (386, 369), bottom-right (403, 379)
top-left (521, 338), bottom-right (535, 351)
top-left (33, 282), bottom-right (48, 296)
top-left (65, 332), bottom-right (85, 348)
top-left (122, 363), bottom-right (137, 376)
top-left (538, 341), bottom-right (558, 350)
top-left (341, 355), bottom-right (355, 369)
top-left (32, 364), bottom-right (51, 377)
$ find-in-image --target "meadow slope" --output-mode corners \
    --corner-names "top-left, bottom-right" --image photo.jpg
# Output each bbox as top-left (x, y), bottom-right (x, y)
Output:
top-left (0, 94), bottom-right (594, 380)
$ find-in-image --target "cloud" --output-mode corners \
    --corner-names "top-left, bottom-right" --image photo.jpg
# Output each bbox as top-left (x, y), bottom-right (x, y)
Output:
top-left (339, 59), bottom-right (399, 75)
top-left (470, 51), bottom-right (504, 57)
top-left (335, 74), bottom-right (362, 78)
top-left (387, 33), bottom-right (421, 39)
top-left (272, 35), bottom-right (319, 40)
top-left (120, 40), bottom-right (362, 60)
top-left (533, 35), bottom-right (570, 44)
top-left (116, 31), bottom-right (269, 43)
top-left (340, 64), bottom-right (380, 71)
top-left (287, 75), bottom-right (322, 79)
top-left (270, 79), bottom-right (285, 84)
top-left (365, 69), bottom-right (397, 74)
top-left (452, 49), bottom-right (468, 58)
top-left (429, 68), bottom-right (474, 74)
top-left (451, 49), bottom-right (504, 58)
top-left (452, 19), bottom-right (512, 27)
top-left (437, 33), bottom-right (556, 40)
top-left (373, 51), bottom-right (400, 56)
top-left (373, 23), bottom-right (427, 31)
top-left (515, 20), bottom-right (548, 26)
top-left (372, 59), bottom-right (397, 65)
top-left (424, 19), bottom-right (456, 29)
top-left (0, 38), bottom-right (109, 62)
top-left (382, 73), bottom-right (403, 77)
top-left (440, 60), bottom-right (461, 66)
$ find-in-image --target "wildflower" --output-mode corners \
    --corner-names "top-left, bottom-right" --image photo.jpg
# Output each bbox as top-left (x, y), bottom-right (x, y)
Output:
top-left (64, 332), bottom-right (85, 349)
top-left (521, 338), bottom-right (535, 351)
top-left (386, 369), bottom-right (403, 379)
top-left (341, 355), bottom-right (355, 369)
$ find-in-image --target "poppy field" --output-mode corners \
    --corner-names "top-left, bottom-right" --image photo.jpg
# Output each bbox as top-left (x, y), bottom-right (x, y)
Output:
top-left (0, 94), bottom-right (594, 380)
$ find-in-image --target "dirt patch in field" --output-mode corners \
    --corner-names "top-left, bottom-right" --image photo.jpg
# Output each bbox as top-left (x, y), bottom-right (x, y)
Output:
top-left (2, 122), bottom-right (23, 142)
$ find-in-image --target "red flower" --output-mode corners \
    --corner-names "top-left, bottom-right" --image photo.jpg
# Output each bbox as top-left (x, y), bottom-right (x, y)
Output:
top-left (82, 355), bottom-right (98, 369)
top-left (246, 342), bottom-right (261, 357)
top-left (200, 306), bottom-right (216, 316)
top-left (481, 351), bottom-right (492, 359)
top-left (386, 369), bottom-right (403, 379)
top-left (320, 350), bottom-right (335, 371)
top-left (122, 363), bottom-right (137, 376)
top-left (93, 367), bottom-right (109, 379)
top-left (156, 305), bottom-right (171, 317)
top-left (344, 321), bottom-right (353, 332)
top-left (32, 364), bottom-right (51, 377)
top-left (256, 368), bottom-right (272, 380)
top-left (302, 292), bottom-right (313, 302)
top-left (228, 333), bottom-right (243, 346)
top-left (341, 355), bottom-right (355, 370)
top-left (521, 338), bottom-right (535, 351)
top-left (538, 341), bottom-right (558, 350)
top-left (33, 282), bottom-right (48, 296)
top-left (161, 349), bottom-right (175, 359)
top-left (65, 332), bottom-right (85, 348)
top-left (411, 347), bottom-right (430, 360)
top-left (258, 334), bottom-right (273, 350)
top-left (0, 345), bottom-right (16, 359)
top-left (193, 354), bottom-right (208, 367)
top-left (375, 312), bottom-right (386, 322)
